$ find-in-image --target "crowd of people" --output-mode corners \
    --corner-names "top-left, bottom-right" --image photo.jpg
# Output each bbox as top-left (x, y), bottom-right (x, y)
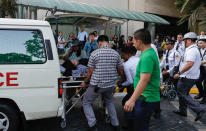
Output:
top-left (59, 27), bottom-right (206, 131)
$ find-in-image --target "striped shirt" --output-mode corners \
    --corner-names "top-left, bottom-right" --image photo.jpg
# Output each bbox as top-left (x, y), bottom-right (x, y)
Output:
top-left (88, 46), bottom-right (123, 88)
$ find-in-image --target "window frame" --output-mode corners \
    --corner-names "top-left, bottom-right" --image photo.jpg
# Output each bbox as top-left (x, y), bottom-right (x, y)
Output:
top-left (0, 28), bottom-right (48, 64)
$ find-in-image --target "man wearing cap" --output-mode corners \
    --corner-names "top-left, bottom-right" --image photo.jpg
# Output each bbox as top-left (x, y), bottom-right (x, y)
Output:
top-left (160, 39), bottom-right (181, 81)
top-left (173, 32), bottom-right (206, 121)
top-left (195, 38), bottom-right (206, 103)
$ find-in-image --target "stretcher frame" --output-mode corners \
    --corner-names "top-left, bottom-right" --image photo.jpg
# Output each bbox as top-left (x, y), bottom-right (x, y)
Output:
top-left (60, 76), bottom-right (126, 128)
top-left (60, 76), bottom-right (86, 128)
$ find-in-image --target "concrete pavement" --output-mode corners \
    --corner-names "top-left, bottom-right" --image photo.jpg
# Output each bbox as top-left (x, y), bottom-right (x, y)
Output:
top-left (27, 94), bottom-right (206, 131)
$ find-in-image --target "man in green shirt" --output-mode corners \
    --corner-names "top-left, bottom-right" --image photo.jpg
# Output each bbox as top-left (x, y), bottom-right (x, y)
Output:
top-left (124, 29), bottom-right (160, 131)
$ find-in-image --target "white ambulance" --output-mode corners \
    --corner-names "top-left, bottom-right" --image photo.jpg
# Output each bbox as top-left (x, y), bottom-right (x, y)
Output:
top-left (0, 18), bottom-right (63, 131)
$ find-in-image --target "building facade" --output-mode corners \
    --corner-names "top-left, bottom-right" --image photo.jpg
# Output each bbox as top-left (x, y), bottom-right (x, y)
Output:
top-left (19, 0), bottom-right (184, 40)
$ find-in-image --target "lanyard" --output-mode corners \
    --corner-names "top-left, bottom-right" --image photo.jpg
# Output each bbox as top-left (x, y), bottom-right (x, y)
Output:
top-left (199, 48), bottom-right (206, 60)
top-left (165, 50), bottom-right (170, 70)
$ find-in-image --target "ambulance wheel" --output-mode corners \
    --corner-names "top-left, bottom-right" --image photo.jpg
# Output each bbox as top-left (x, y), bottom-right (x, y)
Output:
top-left (166, 90), bottom-right (177, 101)
top-left (61, 120), bottom-right (66, 128)
top-left (0, 104), bottom-right (19, 131)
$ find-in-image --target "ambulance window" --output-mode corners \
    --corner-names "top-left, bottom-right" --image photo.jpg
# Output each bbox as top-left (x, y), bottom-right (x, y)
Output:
top-left (0, 29), bottom-right (46, 64)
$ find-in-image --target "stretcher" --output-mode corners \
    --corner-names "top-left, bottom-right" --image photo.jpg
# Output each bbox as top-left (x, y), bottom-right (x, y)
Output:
top-left (60, 76), bottom-right (86, 128)
top-left (59, 76), bottom-right (126, 128)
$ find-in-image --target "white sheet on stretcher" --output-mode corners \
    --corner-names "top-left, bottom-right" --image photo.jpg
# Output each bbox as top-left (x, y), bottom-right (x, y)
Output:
top-left (60, 65), bottom-right (66, 73)
top-left (72, 64), bottom-right (88, 77)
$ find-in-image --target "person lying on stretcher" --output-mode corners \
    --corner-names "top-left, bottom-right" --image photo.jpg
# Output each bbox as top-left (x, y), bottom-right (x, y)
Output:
top-left (60, 39), bottom-right (89, 77)
top-left (60, 58), bottom-right (88, 77)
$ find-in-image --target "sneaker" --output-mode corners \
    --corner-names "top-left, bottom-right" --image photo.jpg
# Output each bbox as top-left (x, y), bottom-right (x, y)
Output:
top-left (153, 112), bottom-right (161, 119)
top-left (173, 110), bottom-right (187, 117)
top-left (88, 124), bottom-right (98, 131)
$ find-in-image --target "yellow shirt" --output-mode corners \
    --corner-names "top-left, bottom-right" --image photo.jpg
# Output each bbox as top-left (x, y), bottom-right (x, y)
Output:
top-left (161, 41), bottom-right (166, 49)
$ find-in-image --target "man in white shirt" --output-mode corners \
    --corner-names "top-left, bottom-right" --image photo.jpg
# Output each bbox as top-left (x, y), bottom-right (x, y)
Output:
top-left (173, 32), bottom-right (206, 121)
top-left (121, 46), bottom-right (139, 106)
top-left (160, 40), bottom-right (181, 81)
top-left (57, 32), bottom-right (67, 55)
top-left (78, 27), bottom-right (88, 48)
top-left (195, 38), bottom-right (206, 103)
top-left (174, 33), bottom-right (185, 57)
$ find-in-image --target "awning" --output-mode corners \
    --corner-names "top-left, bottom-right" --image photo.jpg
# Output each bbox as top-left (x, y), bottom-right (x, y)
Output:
top-left (16, 0), bottom-right (170, 24)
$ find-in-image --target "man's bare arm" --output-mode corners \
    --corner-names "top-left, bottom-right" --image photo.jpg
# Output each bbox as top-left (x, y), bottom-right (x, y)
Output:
top-left (124, 73), bottom-right (151, 112)
top-left (117, 66), bottom-right (126, 82)
top-left (179, 61), bottom-right (194, 74)
top-left (63, 48), bottom-right (73, 61)
top-left (130, 73), bottom-right (151, 102)
top-left (84, 67), bottom-right (94, 83)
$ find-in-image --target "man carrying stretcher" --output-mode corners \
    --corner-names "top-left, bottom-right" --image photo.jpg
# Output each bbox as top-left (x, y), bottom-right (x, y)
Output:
top-left (80, 35), bottom-right (125, 131)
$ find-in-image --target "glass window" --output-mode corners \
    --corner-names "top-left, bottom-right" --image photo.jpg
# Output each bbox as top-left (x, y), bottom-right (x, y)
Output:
top-left (0, 29), bottom-right (46, 64)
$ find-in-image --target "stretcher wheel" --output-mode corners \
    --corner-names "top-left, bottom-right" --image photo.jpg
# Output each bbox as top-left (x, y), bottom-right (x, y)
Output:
top-left (105, 115), bottom-right (111, 123)
top-left (166, 89), bottom-right (177, 101)
top-left (61, 120), bottom-right (66, 128)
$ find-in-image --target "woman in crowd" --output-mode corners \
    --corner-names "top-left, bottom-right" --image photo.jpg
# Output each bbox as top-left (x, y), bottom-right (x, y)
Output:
top-left (126, 36), bottom-right (133, 46)
top-left (109, 35), bottom-right (119, 50)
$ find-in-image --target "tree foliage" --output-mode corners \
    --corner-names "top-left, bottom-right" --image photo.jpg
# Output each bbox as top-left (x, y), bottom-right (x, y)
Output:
top-left (24, 31), bottom-right (46, 60)
top-left (175, 0), bottom-right (206, 32)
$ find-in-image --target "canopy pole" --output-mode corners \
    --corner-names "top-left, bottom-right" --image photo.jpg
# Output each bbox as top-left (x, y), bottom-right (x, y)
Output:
top-left (51, 6), bottom-right (58, 45)
top-left (18, 5), bottom-right (23, 19)
top-left (127, 20), bottom-right (129, 41)
top-left (34, 8), bottom-right (37, 20)
top-left (147, 23), bottom-right (156, 43)
top-left (55, 17), bottom-right (59, 45)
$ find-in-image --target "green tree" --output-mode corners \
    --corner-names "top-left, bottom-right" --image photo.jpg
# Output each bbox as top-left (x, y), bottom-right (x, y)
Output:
top-left (175, 0), bottom-right (206, 32)
top-left (0, 0), bottom-right (16, 18)
top-left (24, 31), bottom-right (46, 60)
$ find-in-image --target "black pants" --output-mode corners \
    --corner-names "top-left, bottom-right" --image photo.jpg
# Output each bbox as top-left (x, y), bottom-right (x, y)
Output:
top-left (163, 73), bottom-right (170, 82)
top-left (177, 78), bottom-right (204, 114)
top-left (79, 41), bottom-right (86, 49)
top-left (196, 68), bottom-right (206, 98)
top-left (125, 100), bottom-right (159, 131)
top-left (122, 86), bottom-right (134, 106)
top-left (154, 93), bottom-right (161, 114)
top-left (163, 73), bottom-right (178, 90)
top-left (58, 48), bottom-right (64, 55)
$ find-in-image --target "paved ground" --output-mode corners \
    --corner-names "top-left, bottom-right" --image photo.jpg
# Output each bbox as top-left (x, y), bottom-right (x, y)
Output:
top-left (27, 94), bottom-right (206, 131)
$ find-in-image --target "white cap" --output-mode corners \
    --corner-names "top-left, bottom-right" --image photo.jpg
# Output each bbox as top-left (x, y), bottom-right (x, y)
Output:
top-left (183, 32), bottom-right (197, 40)
top-left (198, 37), bottom-right (206, 42)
